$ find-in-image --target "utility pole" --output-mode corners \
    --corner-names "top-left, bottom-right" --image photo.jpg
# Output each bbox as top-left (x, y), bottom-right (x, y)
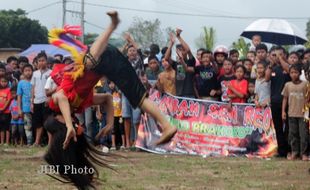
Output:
top-left (62, 0), bottom-right (66, 27)
top-left (80, 0), bottom-right (85, 43)
top-left (62, 0), bottom-right (85, 43)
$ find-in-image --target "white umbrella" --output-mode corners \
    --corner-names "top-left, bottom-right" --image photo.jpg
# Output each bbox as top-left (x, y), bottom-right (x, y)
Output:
top-left (241, 19), bottom-right (308, 45)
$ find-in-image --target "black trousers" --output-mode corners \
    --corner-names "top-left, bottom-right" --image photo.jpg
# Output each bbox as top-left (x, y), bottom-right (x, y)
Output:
top-left (94, 44), bottom-right (147, 108)
top-left (271, 102), bottom-right (289, 156)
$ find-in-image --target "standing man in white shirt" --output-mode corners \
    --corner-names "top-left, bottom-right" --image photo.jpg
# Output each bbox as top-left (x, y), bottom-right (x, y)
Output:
top-left (31, 51), bottom-right (52, 146)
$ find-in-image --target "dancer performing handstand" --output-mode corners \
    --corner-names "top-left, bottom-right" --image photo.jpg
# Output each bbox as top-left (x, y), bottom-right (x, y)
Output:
top-left (44, 11), bottom-right (177, 189)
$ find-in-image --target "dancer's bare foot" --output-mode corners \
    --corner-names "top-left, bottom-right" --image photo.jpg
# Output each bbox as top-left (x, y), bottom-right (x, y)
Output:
top-left (155, 125), bottom-right (177, 145)
top-left (107, 11), bottom-right (120, 29)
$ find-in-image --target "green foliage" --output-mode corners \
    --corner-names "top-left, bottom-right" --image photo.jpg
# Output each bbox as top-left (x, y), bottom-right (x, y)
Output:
top-left (0, 9), bottom-right (48, 49)
top-left (231, 38), bottom-right (250, 59)
top-left (306, 19), bottom-right (310, 39)
top-left (127, 17), bottom-right (168, 50)
top-left (195, 26), bottom-right (216, 51)
top-left (83, 33), bottom-right (98, 45)
top-left (306, 19), bottom-right (310, 48)
top-left (109, 38), bottom-right (124, 48)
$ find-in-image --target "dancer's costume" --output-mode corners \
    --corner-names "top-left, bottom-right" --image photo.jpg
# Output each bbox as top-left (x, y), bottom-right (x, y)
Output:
top-left (48, 25), bottom-right (147, 113)
top-left (44, 25), bottom-right (148, 189)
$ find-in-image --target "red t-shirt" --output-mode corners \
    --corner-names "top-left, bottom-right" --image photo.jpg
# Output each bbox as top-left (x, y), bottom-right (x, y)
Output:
top-left (0, 88), bottom-right (11, 113)
top-left (227, 79), bottom-right (248, 103)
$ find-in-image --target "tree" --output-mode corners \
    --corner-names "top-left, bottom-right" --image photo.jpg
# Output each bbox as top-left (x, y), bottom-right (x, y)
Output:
top-left (231, 37), bottom-right (250, 59)
top-left (0, 9), bottom-right (48, 49)
top-left (195, 26), bottom-right (216, 50)
top-left (83, 33), bottom-right (98, 45)
top-left (305, 19), bottom-right (310, 48)
top-left (126, 17), bottom-right (167, 50)
top-left (307, 19), bottom-right (310, 39)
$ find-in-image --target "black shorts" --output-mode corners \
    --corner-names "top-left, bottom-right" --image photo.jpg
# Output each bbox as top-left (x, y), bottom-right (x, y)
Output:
top-left (0, 113), bottom-right (11, 131)
top-left (44, 115), bottom-right (66, 134)
top-left (33, 103), bottom-right (49, 129)
top-left (112, 117), bottom-right (124, 135)
top-left (94, 44), bottom-right (147, 108)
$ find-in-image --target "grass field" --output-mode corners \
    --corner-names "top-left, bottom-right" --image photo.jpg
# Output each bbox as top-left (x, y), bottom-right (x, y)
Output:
top-left (0, 146), bottom-right (310, 190)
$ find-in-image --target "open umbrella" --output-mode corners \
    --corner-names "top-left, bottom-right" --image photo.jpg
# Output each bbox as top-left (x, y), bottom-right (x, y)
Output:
top-left (241, 19), bottom-right (308, 45)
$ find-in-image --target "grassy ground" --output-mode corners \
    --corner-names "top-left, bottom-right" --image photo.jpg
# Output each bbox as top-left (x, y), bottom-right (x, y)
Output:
top-left (0, 146), bottom-right (310, 190)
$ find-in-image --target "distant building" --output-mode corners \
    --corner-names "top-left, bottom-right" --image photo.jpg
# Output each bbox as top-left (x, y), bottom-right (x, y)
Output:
top-left (0, 48), bottom-right (22, 63)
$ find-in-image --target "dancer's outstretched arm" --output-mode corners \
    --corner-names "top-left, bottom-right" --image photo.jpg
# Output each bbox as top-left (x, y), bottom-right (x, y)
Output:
top-left (52, 90), bottom-right (77, 149)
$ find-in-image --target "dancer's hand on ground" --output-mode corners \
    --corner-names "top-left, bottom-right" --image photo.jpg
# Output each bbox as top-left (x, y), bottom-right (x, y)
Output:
top-left (95, 125), bottom-right (112, 141)
top-left (63, 127), bottom-right (77, 149)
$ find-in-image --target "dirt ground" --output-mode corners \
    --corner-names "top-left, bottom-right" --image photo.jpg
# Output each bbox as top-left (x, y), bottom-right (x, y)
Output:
top-left (0, 146), bottom-right (310, 190)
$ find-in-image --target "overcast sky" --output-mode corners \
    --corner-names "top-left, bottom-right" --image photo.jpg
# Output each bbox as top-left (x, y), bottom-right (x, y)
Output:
top-left (2, 0), bottom-right (310, 50)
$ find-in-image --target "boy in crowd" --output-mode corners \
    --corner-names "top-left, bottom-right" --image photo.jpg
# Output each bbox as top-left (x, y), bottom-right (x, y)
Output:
top-left (122, 33), bottom-right (144, 148)
top-left (254, 61), bottom-right (270, 108)
top-left (195, 48), bottom-right (206, 66)
top-left (250, 35), bottom-right (262, 51)
top-left (31, 51), bottom-right (52, 146)
top-left (145, 55), bottom-right (163, 81)
top-left (109, 81), bottom-right (125, 150)
top-left (0, 76), bottom-right (11, 145)
top-left (17, 64), bottom-right (34, 146)
top-left (243, 59), bottom-right (254, 79)
top-left (178, 49), bottom-right (220, 100)
top-left (229, 49), bottom-right (239, 65)
top-left (213, 45), bottom-right (228, 77)
top-left (10, 86), bottom-right (24, 145)
top-left (156, 33), bottom-right (177, 95)
top-left (282, 64), bottom-right (308, 161)
top-left (175, 28), bottom-right (196, 98)
top-left (218, 58), bottom-right (235, 103)
top-left (247, 79), bottom-right (256, 104)
top-left (246, 51), bottom-right (256, 64)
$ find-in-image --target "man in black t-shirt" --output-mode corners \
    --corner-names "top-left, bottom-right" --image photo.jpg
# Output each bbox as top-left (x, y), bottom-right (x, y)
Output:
top-left (266, 46), bottom-right (291, 157)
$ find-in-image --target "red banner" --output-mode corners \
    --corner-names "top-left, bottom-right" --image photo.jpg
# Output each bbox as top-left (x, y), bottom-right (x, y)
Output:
top-left (136, 90), bottom-right (277, 158)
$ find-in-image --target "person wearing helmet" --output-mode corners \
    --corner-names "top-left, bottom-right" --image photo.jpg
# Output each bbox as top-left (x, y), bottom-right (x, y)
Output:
top-left (213, 45), bottom-right (228, 77)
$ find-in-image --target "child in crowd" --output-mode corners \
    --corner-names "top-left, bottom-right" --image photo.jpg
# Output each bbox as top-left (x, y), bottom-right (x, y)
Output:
top-left (145, 55), bottom-right (163, 81)
top-left (213, 45), bottom-right (228, 77)
top-left (247, 79), bottom-right (256, 104)
top-left (179, 49), bottom-right (219, 100)
top-left (9, 87), bottom-right (24, 145)
top-left (109, 81), bottom-right (125, 150)
top-left (17, 64), bottom-right (33, 146)
top-left (246, 51), bottom-right (256, 64)
top-left (282, 64), bottom-right (308, 161)
top-left (227, 65), bottom-right (248, 108)
top-left (287, 52), bottom-right (300, 65)
top-left (218, 58), bottom-right (235, 103)
top-left (254, 61), bottom-right (270, 108)
top-left (156, 57), bottom-right (176, 95)
top-left (243, 59), bottom-right (254, 79)
top-left (0, 76), bottom-right (12, 145)
top-left (229, 49), bottom-right (239, 65)
top-left (0, 64), bottom-right (6, 78)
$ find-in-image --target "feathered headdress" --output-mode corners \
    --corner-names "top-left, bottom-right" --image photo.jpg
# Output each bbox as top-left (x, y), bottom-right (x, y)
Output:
top-left (49, 25), bottom-right (87, 81)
